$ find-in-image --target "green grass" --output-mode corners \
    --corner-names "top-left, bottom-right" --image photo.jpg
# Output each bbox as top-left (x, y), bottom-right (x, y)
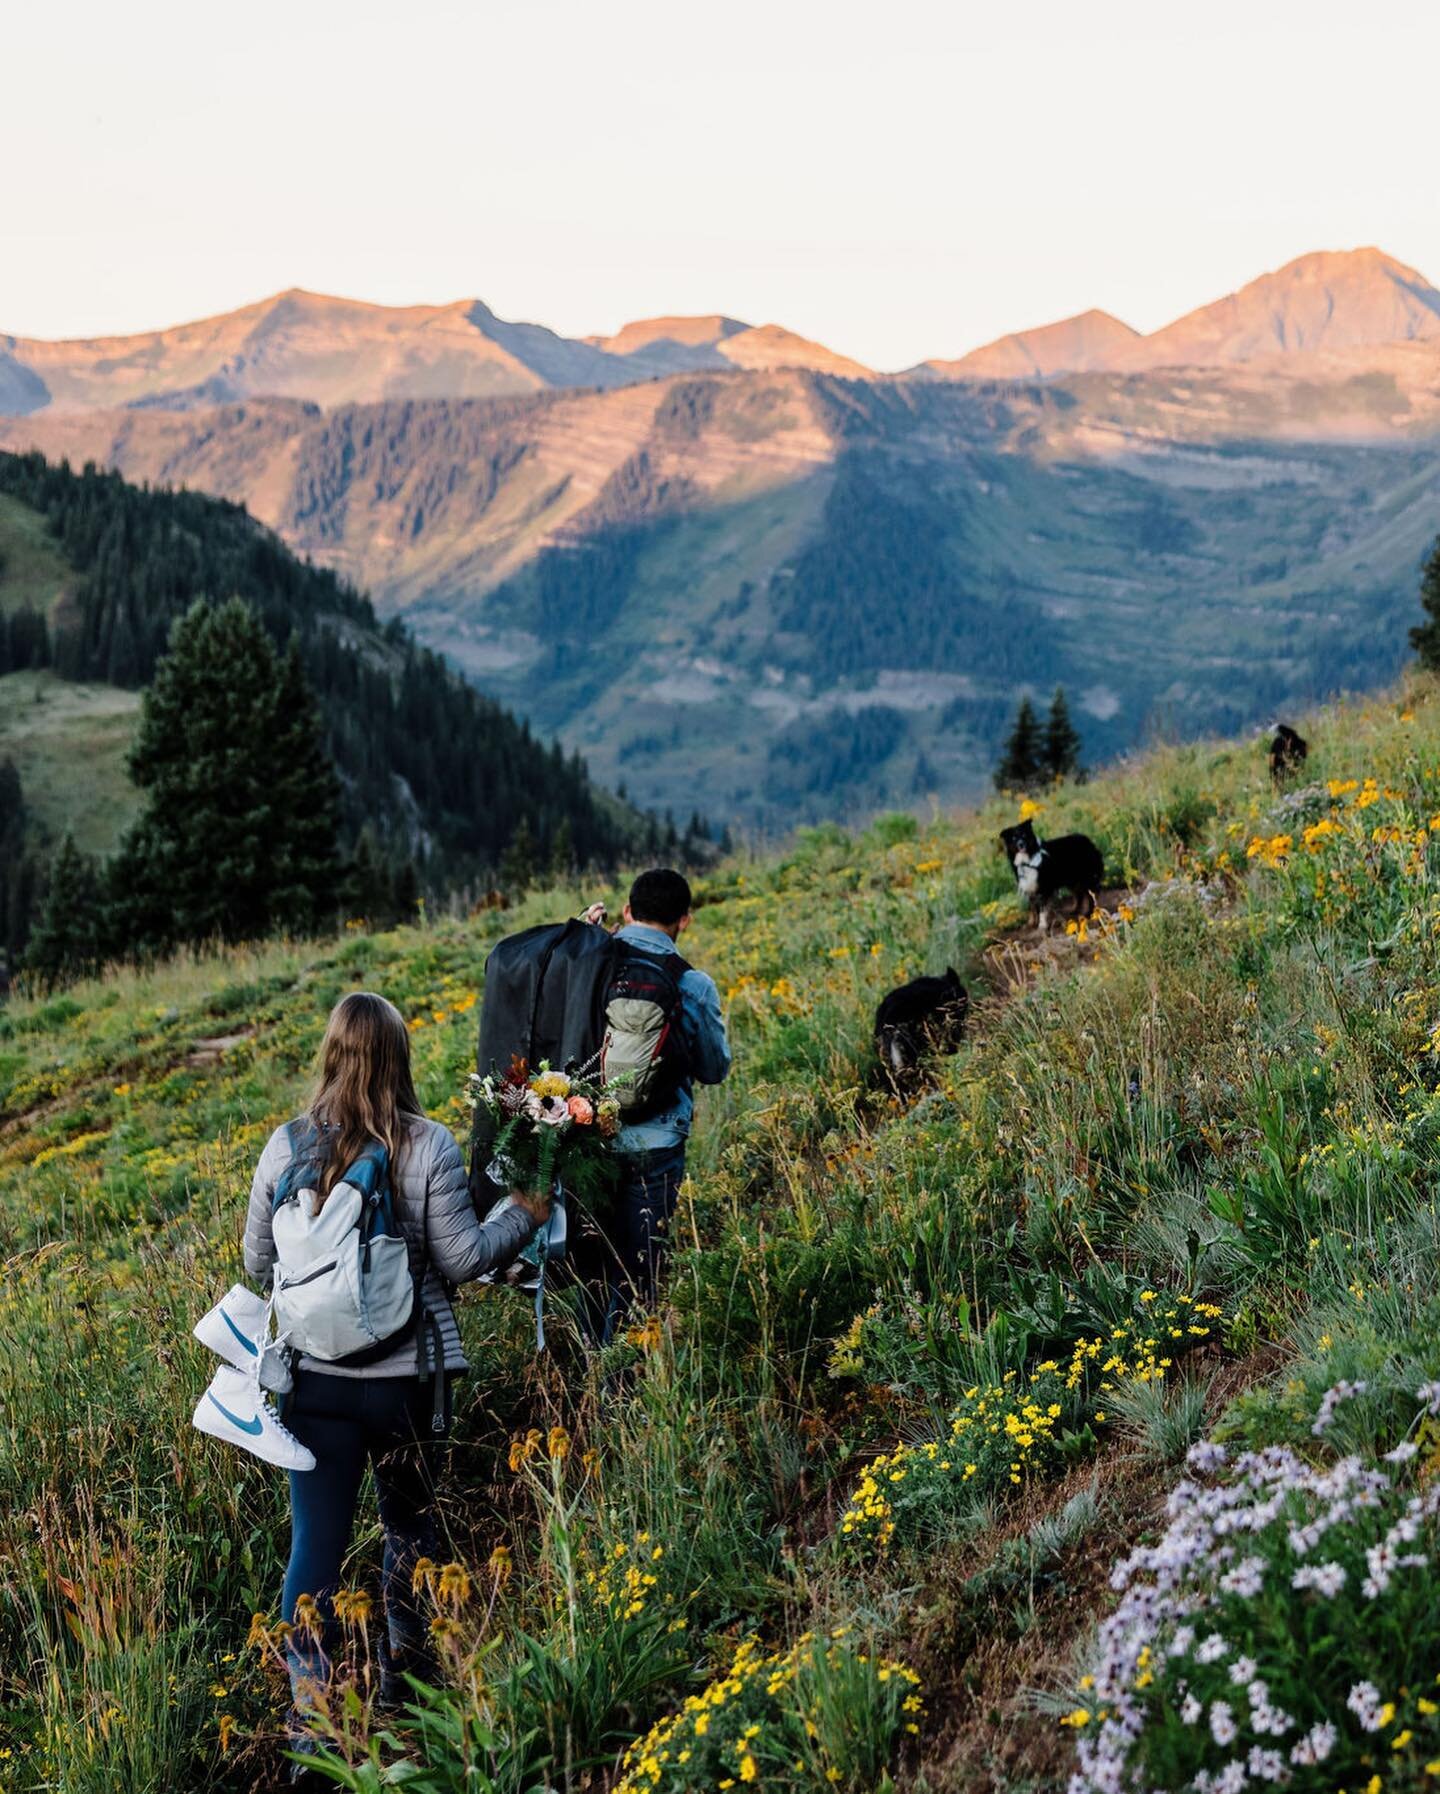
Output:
top-left (0, 490), bottom-right (142, 857)
top-left (0, 671), bottom-right (141, 855)
top-left (0, 492), bottom-right (72, 619)
top-left (3, 679), bottom-right (1440, 1791)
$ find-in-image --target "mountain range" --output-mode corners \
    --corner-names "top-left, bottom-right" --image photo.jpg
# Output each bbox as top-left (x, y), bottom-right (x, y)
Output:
top-left (0, 292), bottom-right (875, 417)
top-left (4, 246), bottom-right (1440, 826)
top-left (916, 247), bottom-right (1440, 380)
top-left (7, 248), bottom-right (1439, 415)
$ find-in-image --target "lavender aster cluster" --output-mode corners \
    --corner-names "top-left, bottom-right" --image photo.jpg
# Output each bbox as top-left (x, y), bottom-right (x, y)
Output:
top-left (1066, 1396), bottom-right (1440, 1794)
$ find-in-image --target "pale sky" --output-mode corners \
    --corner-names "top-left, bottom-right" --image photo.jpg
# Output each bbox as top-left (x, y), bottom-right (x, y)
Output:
top-left (4, 0), bottom-right (1439, 372)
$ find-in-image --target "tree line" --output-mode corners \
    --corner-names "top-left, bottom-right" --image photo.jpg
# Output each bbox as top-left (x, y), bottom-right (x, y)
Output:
top-left (0, 450), bottom-right (653, 878)
top-left (16, 598), bottom-right (718, 989)
top-left (0, 450), bottom-right (711, 986)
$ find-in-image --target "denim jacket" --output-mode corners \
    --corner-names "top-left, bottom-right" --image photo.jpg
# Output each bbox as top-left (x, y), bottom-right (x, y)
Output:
top-left (613, 922), bottom-right (731, 1153)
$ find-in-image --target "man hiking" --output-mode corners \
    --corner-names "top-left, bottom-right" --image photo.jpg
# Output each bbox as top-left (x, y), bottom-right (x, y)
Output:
top-left (583, 867), bottom-right (730, 1343)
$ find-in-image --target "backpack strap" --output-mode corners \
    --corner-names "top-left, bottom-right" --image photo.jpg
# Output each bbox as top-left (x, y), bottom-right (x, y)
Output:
top-left (621, 944), bottom-right (691, 979)
top-left (272, 1118), bottom-right (317, 1213)
top-left (410, 1134), bottom-right (448, 1436)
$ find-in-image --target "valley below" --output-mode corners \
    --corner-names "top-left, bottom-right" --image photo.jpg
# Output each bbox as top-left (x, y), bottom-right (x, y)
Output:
top-left (7, 247), bottom-right (1440, 828)
top-left (6, 353), bottom-right (1440, 827)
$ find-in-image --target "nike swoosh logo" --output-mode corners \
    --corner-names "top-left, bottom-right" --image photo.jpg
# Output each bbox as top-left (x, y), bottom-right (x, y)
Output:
top-left (208, 1392), bottom-right (264, 1436)
top-left (222, 1310), bottom-right (258, 1356)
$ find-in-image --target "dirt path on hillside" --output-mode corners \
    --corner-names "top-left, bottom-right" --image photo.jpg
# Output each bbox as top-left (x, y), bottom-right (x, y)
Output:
top-left (979, 884), bottom-right (1144, 1002)
top-left (913, 1344), bottom-right (1282, 1792)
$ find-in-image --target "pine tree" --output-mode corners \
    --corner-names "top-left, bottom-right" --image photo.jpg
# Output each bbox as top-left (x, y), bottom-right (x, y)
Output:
top-left (267, 637), bottom-right (344, 922)
top-left (390, 858), bottom-right (420, 923)
top-left (1410, 537), bottom-right (1440, 669)
top-left (26, 836), bottom-right (105, 988)
top-left (345, 827), bottom-right (393, 925)
top-left (547, 817), bottom-right (574, 884)
top-left (0, 760), bottom-right (34, 963)
top-left (110, 599), bottom-right (342, 954)
top-left (994, 697), bottom-right (1043, 792)
top-left (1041, 687), bottom-right (1083, 783)
top-left (498, 817), bottom-right (537, 896)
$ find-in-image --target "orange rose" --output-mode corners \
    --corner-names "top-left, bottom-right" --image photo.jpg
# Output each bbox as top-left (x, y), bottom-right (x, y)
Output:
top-left (567, 1095), bottom-right (594, 1125)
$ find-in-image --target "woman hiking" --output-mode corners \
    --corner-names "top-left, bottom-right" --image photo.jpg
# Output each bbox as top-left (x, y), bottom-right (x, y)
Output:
top-left (240, 991), bottom-right (547, 1784)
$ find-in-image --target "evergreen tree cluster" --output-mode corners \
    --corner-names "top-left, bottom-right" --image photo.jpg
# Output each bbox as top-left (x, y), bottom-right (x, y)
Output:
top-left (20, 598), bottom-right (729, 985)
top-left (0, 450), bottom-right (650, 887)
top-left (0, 762), bottom-right (40, 984)
top-left (19, 601), bottom-right (346, 982)
top-left (994, 688), bottom-right (1084, 793)
top-left (0, 602), bottom-right (54, 674)
top-left (1409, 536), bottom-right (1440, 671)
top-left (770, 459), bottom-right (1055, 682)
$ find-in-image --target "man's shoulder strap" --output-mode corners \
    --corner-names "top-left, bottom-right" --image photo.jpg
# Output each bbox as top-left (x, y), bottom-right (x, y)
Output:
top-left (616, 940), bottom-right (692, 982)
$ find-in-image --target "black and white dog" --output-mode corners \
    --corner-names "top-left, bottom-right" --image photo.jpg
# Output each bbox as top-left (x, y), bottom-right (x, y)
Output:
top-left (1000, 819), bottom-right (1104, 933)
top-left (875, 969), bottom-right (969, 1083)
top-left (1269, 724), bottom-right (1308, 786)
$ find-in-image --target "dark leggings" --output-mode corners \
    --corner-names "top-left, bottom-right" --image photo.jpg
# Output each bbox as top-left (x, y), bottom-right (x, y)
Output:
top-left (282, 1370), bottom-right (446, 1708)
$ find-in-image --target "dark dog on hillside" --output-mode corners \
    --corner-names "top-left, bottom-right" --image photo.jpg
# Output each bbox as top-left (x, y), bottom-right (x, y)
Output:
top-left (875, 969), bottom-right (969, 1083)
top-left (1000, 819), bottom-right (1104, 933)
top-left (1269, 724), bottom-right (1308, 786)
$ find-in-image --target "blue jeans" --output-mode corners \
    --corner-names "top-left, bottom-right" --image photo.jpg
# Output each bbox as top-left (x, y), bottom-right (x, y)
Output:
top-left (281, 1370), bottom-right (446, 1713)
top-left (572, 1143), bottom-right (687, 1345)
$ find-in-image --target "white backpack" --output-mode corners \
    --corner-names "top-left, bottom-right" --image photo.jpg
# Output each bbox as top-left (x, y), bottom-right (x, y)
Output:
top-left (270, 1124), bottom-right (417, 1363)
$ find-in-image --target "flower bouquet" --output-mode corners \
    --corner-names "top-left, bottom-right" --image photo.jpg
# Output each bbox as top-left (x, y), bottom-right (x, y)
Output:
top-left (467, 1057), bottom-right (628, 1348)
top-left (467, 1055), bottom-right (625, 1207)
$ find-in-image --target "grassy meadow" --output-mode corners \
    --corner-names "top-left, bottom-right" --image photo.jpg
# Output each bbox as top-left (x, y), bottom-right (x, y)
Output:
top-left (3, 684), bottom-right (1440, 1793)
top-left (0, 672), bottom-right (142, 858)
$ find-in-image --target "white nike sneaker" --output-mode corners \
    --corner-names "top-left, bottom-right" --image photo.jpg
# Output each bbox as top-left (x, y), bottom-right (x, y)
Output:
top-left (192, 1364), bottom-right (316, 1473)
top-left (194, 1283), bottom-right (293, 1393)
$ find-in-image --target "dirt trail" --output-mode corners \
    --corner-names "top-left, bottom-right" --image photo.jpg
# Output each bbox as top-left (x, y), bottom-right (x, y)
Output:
top-left (185, 1026), bottom-right (255, 1067)
top-left (980, 884), bottom-right (1144, 1002)
top-left (914, 1345), bottom-right (1281, 1792)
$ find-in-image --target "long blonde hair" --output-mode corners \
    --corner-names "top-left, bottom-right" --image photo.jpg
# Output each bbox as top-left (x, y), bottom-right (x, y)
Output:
top-left (307, 992), bottom-right (422, 1201)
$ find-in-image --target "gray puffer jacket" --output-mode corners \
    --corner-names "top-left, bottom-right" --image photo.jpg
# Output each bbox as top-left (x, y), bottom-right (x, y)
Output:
top-left (243, 1115), bottom-right (535, 1378)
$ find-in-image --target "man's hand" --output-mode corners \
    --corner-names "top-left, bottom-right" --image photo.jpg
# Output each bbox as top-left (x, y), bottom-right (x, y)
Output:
top-left (580, 902), bottom-right (608, 927)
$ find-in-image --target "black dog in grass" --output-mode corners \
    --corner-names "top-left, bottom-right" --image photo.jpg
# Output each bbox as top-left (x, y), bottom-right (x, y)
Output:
top-left (1269, 724), bottom-right (1308, 786)
top-left (1000, 819), bottom-right (1104, 933)
top-left (874, 969), bottom-right (969, 1084)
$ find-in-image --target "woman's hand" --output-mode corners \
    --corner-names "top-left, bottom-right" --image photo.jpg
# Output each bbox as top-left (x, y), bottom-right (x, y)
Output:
top-left (579, 902), bottom-right (608, 927)
top-left (513, 1186), bottom-right (552, 1224)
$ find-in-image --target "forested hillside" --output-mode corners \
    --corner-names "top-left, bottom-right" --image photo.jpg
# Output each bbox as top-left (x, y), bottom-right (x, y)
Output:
top-left (0, 451), bottom-right (657, 966)
top-left (10, 351), bottom-right (1440, 826)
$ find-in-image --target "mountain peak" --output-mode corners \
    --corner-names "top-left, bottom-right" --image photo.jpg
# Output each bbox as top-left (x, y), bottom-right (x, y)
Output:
top-left (1113, 246), bottom-right (1440, 369)
top-left (1276, 244), bottom-right (1414, 277)
top-left (716, 323), bottom-right (873, 379)
top-left (919, 307), bottom-right (1140, 381)
top-left (588, 315), bottom-right (750, 356)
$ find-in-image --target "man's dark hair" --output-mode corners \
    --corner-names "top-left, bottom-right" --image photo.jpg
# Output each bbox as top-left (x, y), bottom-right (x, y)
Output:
top-left (628, 867), bottom-right (692, 927)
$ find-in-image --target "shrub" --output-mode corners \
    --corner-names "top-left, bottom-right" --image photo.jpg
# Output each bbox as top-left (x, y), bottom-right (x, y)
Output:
top-left (836, 1299), bottom-right (1223, 1549)
top-left (614, 1630), bottom-right (923, 1793)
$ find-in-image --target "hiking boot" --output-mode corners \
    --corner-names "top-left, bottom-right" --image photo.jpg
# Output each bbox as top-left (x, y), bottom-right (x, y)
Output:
top-left (377, 1636), bottom-right (438, 1710)
top-left (195, 1282), bottom-right (294, 1393)
top-left (282, 1739), bottom-right (331, 1791)
top-left (192, 1364), bottom-right (316, 1472)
